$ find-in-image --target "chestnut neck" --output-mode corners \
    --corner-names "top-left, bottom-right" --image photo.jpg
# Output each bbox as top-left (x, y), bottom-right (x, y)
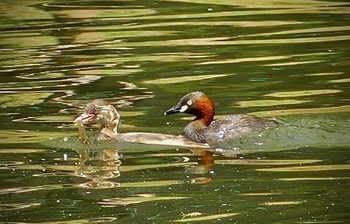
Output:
top-left (192, 96), bottom-right (215, 127)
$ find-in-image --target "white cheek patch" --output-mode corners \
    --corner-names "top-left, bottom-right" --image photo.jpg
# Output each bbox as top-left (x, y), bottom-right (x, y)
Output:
top-left (180, 105), bottom-right (188, 112)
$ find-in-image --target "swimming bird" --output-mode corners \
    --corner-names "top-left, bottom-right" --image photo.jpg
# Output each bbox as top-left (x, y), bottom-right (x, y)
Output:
top-left (74, 99), bottom-right (208, 148)
top-left (164, 91), bottom-right (277, 145)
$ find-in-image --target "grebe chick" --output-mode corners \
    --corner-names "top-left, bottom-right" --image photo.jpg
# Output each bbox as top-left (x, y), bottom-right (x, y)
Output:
top-left (164, 91), bottom-right (277, 144)
top-left (74, 99), bottom-right (208, 148)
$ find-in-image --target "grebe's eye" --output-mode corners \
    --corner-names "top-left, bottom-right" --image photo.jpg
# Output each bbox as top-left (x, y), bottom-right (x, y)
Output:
top-left (187, 100), bottom-right (192, 106)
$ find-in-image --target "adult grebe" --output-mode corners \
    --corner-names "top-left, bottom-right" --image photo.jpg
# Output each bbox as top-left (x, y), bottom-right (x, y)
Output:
top-left (164, 91), bottom-right (277, 144)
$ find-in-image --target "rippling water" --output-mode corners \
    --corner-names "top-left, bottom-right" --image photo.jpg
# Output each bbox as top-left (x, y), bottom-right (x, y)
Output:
top-left (0, 0), bottom-right (349, 223)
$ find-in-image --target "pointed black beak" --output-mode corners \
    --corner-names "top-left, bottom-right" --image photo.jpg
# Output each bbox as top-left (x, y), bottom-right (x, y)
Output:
top-left (164, 104), bottom-right (182, 115)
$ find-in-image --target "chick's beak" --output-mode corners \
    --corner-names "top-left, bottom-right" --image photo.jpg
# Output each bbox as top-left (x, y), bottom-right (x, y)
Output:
top-left (164, 104), bottom-right (183, 115)
top-left (74, 112), bottom-right (95, 124)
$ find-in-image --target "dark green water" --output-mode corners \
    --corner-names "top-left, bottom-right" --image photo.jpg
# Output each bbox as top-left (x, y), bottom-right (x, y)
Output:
top-left (1, 0), bottom-right (350, 223)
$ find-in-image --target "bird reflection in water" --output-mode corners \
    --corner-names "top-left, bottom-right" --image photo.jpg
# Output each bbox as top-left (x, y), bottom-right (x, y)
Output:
top-left (75, 147), bottom-right (122, 189)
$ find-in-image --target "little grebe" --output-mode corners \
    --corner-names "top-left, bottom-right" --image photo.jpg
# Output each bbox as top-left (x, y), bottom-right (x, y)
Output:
top-left (164, 91), bottom-right (277, 144)
top-left (74, 99), bottom-right (208, 148)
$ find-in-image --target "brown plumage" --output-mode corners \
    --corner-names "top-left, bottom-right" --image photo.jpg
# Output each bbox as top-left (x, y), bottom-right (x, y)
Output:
top-left (164, 91), bottom-right (277, 144)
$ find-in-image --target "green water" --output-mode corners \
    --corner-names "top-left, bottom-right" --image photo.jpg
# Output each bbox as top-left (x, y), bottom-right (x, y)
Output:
top-left (0, 0), bottom-right (350, 223)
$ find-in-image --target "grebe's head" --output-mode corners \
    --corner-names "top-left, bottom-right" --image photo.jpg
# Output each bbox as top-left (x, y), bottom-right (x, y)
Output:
top-left (74, 99), bottom-right (120, 132)
top-left (164, 91), bottom-right (215, 126)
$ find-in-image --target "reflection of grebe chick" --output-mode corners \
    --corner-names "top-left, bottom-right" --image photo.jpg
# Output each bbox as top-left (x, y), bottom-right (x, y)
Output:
top-left (165, 91), bottom-right (277, 144)
top-left (74, 100), bottom-right (208, 148)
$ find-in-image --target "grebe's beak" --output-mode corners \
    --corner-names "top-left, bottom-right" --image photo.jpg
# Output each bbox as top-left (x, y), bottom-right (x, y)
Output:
top-left (74, 112), bottom-right (95, 124)
top-left (164, 104), bottom-right (185, 115)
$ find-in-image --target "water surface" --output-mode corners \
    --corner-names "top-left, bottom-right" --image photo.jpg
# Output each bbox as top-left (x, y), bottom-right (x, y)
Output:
top-left (0, 0), bottom-right (350, 223)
